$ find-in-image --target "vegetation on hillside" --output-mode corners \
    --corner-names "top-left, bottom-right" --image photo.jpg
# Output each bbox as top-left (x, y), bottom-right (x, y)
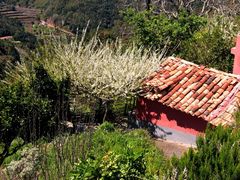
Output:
top-left (4, 0), bottom-right (118, 34)
top-left (0, 123), bottom-right (167, 179)
top-left (0, 16), bottom-right (24, 37)
top-left (0, 15), bottom-right (38, 78)
top-left (1, 121), bottom-right (240, 179)
top-left (0, 41), bottom-right (20, 78)
top-left (1, 0), bottom-right (240, 179)
top-left (123, 8), bottom-right (206, 54)
top-left (123, 8), bottom-right (238, 71)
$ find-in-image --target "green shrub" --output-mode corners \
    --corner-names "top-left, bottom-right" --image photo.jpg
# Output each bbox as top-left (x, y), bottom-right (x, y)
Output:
top-left (71, 151), bottom-right (146, 180)
top-left (0, 16), bottom-right (24, 36)
top-left (123, 8), bottom-right (206, 54)
top-left (70, 122), bottom-right (167, 179)
top-left (0, 81), bottom-right (50, 164)
top-left (180, 24), bottom-right (234, 72)
top-left (0, 64), bottom-right (70, 164)
top-left (98, 121), bottom-right (115, 132)
top-left (13, 31), bottom-right (37, 49)
top-left (173, 125), bottom-right (240, 179)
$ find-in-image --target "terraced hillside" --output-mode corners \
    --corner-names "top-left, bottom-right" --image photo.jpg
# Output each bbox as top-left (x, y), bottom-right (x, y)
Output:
top-left (0, 3), bottom-right (40, 29)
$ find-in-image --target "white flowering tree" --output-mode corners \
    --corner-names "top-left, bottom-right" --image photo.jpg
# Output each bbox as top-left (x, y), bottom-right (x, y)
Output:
top-left (37, 33), bottom-right (164, 121)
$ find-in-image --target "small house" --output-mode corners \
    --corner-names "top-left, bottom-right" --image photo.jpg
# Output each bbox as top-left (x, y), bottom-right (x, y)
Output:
top-left (136, 35), bottom-right (240, 138)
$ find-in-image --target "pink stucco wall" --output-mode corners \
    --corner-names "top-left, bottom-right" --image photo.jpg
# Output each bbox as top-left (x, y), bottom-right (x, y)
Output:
top-left (231, 35), bottom-right (240, 74)
top-left (136, 97), bottom-right (208, 135)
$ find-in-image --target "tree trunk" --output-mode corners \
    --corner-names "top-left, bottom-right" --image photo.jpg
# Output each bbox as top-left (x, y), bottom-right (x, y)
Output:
top-left (103, 102), bottom-right (108, 122)
top-left (146, 0), bottom-right (151, 10)
top-left (95, 98), bottom-right (103, 123)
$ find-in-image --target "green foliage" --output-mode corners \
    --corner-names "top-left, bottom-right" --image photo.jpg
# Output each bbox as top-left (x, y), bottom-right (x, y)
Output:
top-left (174, 125), bottom-right (240, 179)
top-left (180, 23), bottom-right (234, 72)
top-left (0, 64), bottom-right (70, 164)
top-left (5, 0), bottom-right (118, 33)
top-left (5, 147), bottom-right (40, 179)
top-left (0, 15), bottom-right (24, 37)
top-left (0, 40), bottom-right (19, 62)
top-left (98, 121), bottom-right (115, 132)
top-left (1, 123), bottom-right (167, 179)
top-left (0, 40), bottom-right (20, 78)
top-left (71, 151), bottom-right (146, 180)
top-left (123, 8), bottom-right (206, 54)
top-left (70, 123), bottom-right (167, 179)
top-left (0, 81), bottom-right (49, 163)
top-left (2, 141), bottom-right (33, 166)
top-left (13, 31), bottom-right (37, 49)
top-left (36, 132), bottom-right (95, 179)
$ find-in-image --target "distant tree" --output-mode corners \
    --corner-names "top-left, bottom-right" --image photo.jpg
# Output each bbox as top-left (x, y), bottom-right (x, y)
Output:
top-left (180, 22), bottom-right (234, 72)
top-left (13, 31), bottom-right (37, 49)
top-left (0, 40), bottom-right (20, 78)
top-left (152, 0), bottom-right (240, 17)
top-left (40, 0), bottom-right (118, 33)
top-left (0, 16), bottom-right (24, 36)
top-left (123, 8), bottom-right (206, 54)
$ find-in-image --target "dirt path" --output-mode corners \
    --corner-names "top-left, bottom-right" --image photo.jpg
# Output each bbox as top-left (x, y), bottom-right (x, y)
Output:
top-left (154, 139), bottom-right (194, 158)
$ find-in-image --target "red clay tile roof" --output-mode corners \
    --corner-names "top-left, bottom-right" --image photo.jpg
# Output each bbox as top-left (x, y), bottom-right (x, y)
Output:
top-left (141, 57), bottom-right (240, 126)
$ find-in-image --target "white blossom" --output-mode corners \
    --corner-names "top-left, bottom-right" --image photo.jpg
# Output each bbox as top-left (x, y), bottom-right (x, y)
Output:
top-left (42, 34), bottom-right (164, 101)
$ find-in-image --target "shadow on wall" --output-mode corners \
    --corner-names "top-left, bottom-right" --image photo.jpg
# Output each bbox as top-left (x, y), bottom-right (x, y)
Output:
top-left (128, 111), bottom-right (172, 139)
top-left (136, 98), bottom-right (208, 135)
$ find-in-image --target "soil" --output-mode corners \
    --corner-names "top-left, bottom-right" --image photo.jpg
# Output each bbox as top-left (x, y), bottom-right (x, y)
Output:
top-left (154, 139), bottom-right (194, 158)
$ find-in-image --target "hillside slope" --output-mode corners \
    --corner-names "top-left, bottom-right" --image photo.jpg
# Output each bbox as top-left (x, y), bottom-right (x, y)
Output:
top-left (3, 0), bottom-right (119, 33)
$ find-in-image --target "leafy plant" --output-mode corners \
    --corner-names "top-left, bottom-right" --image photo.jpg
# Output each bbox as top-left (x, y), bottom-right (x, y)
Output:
top-left (180, 17), bottom-right (234, 72)
top-left (123, 8), bottom-right (206, 54)
top-left (0, 15), bottom-right (24, 36)
top-left (70, 122), bottom-right (167, 179)
top-left (172, 125), bottom-right (240, 179)
top-left (0, 62), bottom-right (70, 164)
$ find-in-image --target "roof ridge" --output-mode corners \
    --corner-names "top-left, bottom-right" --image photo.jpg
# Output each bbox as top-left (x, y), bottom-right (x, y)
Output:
top-left (169, 56), bottom-right (240, 79)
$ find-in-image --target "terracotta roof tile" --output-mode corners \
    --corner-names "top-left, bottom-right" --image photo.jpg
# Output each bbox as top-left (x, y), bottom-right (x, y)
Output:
top-left (142, 57), bottom-right (240, 126)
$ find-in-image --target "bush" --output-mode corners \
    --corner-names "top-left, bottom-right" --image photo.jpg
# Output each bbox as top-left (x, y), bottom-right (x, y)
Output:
top-left (0, 64), bottom-right (70, 164)
top-left (123, 8), bottom-right (206, 54)
top-left (70, 122), bottom-right (167, 179)
top-left (0, 16), bottom-right (24, 37)
top-left (5, 147), bottom-right (41, 179)
top-left (13, 31), bottom-right (38, 49)
top-left (180, 24), bottom-right (234, 72)
top-left (172, 125), bottom-right (240, 179)
top-left (0, 81), bottom-right (50, 164)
